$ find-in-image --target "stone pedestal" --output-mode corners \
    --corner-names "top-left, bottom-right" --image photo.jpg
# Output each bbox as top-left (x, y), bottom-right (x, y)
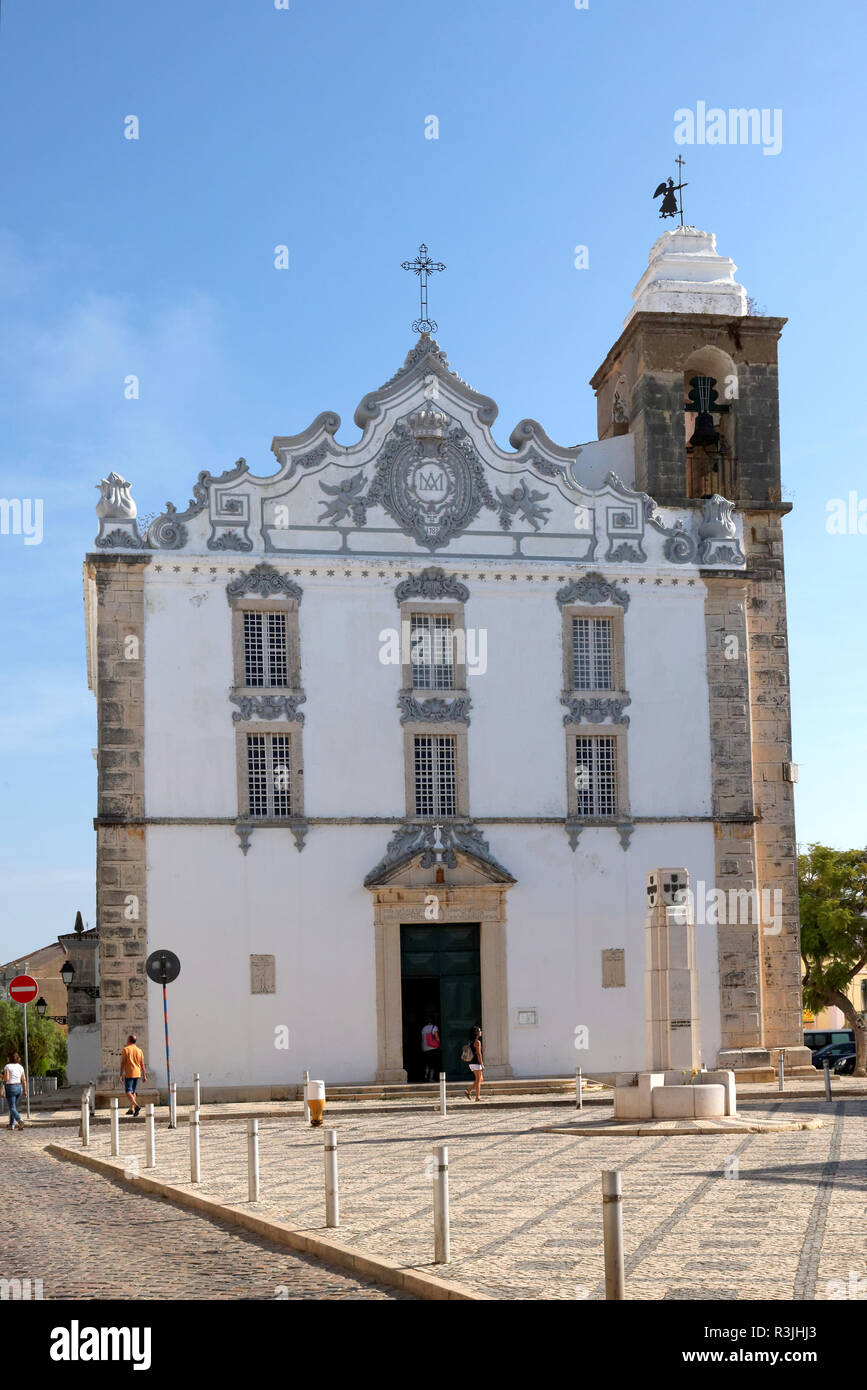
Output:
top-left (645, 868), bottom-right (701, 1072)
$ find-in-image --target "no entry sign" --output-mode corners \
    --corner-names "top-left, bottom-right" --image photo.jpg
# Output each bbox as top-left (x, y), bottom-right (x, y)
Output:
top-left (9, 975), bottom-right (38, 1004)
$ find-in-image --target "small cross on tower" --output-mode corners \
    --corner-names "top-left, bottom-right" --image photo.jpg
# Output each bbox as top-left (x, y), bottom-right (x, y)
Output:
top-left (401, 243), bottom-right (446, 335)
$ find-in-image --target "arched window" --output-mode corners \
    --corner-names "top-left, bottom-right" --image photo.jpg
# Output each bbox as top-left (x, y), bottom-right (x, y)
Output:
top-left (683, 346), bottom-right (737, 499)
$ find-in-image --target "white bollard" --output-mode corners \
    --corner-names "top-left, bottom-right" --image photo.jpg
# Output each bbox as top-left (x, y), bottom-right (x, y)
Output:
top-left (602, 1170), bottom-right (625, 1300)
top-left (433, 1143), bottom-right (450, 1264)
top-left (439, 1072), bottom-right (447, 1117)
top-left (169, 1082), bottom-right (177, 1130)
top-left (194, 1073), bottom-right (201, 1112)
top-left (324, 1129), bottom-right (339, 1227)
top-left (89, 1082), bottom-right (96, 1116)
top-left (824, 1059), bottom-right (832, 1102)
top-left (80, 1094), bottom-right (90, 1148)
top-left (576, 1067), bottom-right (583, 1110)
top-left (247, 1118), bottom-right (260, 1202)
top-left (109, 1097), bottom-right (120, 1157)
top-left (778, 1054), bottom-right (785, 1092)
top-left (189, 1111), bottom-right (201, 1184)
top-left (303, 1070), bottom-right (311, 1125)
top-left (145, 1104), bottom-right (156, 1169)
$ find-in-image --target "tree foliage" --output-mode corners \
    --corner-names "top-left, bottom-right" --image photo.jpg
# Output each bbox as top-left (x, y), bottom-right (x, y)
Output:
top-left (799, 843), bottom-right (867, 1075)
top-left (0, 1000), bottom-right (68, 1077)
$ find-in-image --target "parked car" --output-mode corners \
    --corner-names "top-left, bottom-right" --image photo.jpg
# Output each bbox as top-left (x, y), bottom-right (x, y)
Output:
top-left (834, 1053), bottom-right (857, 1076)
top-left (804, 1029), bottom-right (854, 1052)
top-left (811, 1041), bottom-right (855, 1070)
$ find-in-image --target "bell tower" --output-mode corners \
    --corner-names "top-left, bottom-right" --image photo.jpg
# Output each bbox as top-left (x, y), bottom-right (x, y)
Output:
top-left (590, 226), bottom-right (811, 1075)
top-left (590, 226), bottom-right (786, 507)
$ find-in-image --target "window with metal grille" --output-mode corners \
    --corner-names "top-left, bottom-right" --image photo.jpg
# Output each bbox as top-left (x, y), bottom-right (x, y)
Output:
top-left (573, 735), bottom-right (617, 817)
top-left (414, 735), bottom-right (457, 817)
top-left (572, 617), bottom-right (613, 690)
top-left (243, 611), bottom-right (288, 687)
top-left (410, 613), bottom-right (455, 690)
top-left (247, 733), bottom-right (292, 818)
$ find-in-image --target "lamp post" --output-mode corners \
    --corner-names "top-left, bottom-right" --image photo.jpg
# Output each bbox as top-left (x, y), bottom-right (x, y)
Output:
top-left (35, 996), bottom-right (47, 1019)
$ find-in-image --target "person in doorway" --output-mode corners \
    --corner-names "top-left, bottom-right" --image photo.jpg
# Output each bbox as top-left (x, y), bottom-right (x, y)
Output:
top-left (421, 1017), bottom-right (441, 1082)
top-left (464, 1024), bottom-right (484, 1102)
top-left (3, 1053), bottom-right (26, 1130)
top-left (119, 1034), bottom-right (147, 1116)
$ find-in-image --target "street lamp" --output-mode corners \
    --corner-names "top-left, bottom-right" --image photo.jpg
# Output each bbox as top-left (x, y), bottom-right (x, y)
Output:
top-left (60, 960), bottom-right (74, 987)
top-left (35, 996), bottom-right (47, 1019)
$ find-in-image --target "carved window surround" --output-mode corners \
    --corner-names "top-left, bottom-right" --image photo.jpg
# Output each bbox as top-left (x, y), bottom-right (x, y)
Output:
top-left (560, 602), bottom-right (626, 696)
top-left (402, 723), bottom-right (470, 820)
top-left (234, 720), bottom-right (305, 824)
top-left (398, 599), bottom-right (468, 694)
top-left (563, 724), bottom-right (630, 822)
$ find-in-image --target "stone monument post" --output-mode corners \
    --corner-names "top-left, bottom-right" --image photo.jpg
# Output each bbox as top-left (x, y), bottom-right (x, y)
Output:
top-left (645, 868), bottom-right (701, 1072)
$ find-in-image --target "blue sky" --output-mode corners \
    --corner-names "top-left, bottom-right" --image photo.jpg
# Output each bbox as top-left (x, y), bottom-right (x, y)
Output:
top-left (0, 0), bottom-right (864, 962)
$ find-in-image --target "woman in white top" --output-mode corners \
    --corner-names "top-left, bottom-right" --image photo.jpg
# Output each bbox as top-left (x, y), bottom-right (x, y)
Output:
top-left (3, 1052), bottom-right (26, 1131)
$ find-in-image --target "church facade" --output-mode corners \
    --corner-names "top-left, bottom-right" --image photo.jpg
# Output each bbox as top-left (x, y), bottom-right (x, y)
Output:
top-left (84, 227), bottom-right (810, 1093)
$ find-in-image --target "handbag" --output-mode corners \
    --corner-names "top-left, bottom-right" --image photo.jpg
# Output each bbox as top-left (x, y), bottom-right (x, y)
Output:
top-left (460, 1043), bottom-right (474, 1063)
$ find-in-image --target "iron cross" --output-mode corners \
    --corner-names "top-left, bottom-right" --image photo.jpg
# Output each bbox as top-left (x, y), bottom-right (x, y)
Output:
top-left (401, 243), bottom-right (446, 335)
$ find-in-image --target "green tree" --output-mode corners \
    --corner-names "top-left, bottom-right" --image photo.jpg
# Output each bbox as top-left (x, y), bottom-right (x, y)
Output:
top-left (799, 844), bottom-right (867, 1076)
top-left (0, 1000), bottom-right (68, 1078)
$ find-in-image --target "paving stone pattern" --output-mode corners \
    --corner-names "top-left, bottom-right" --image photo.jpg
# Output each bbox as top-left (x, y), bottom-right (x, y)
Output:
top-left (0, 1133), bottom-right (411, 1300)
top-left (44, 1095), bottom-right (867, 1301)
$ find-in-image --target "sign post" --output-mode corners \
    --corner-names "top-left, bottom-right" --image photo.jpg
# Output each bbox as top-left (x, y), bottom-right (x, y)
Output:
top-left (9, 974), bottom-right (38, 1121)
top-left (145, 950), bottom-right (181, 1128)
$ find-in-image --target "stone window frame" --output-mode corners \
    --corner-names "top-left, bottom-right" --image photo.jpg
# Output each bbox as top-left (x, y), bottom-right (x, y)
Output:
top-left (399, 599), bottom-right (467, 694)
top-left (402, 723), bottom-right (470, 820)
top-left (561, 603), bottom-right (626, 694)
top-left (564, 723), bottom-right (629, 819)
top-left (234, 720), bottom-right (305, 821)
top-left (230, 594), bottom-right (302, 697)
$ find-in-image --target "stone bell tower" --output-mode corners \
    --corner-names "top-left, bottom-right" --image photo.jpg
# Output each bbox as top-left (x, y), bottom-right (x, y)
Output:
top-left (591, 227), bottom-right (811, 1075)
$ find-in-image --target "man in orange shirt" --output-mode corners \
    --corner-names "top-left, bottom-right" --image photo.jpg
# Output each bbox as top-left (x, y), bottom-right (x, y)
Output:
top-left (119, 1034), bottom-right (147, 1117)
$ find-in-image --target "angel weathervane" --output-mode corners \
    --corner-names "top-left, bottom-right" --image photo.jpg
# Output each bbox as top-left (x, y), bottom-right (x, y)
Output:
top-left (652, 156), bottom-right (688, 226)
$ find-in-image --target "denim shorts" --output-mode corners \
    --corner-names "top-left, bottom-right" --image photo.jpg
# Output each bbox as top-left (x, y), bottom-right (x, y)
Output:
top-left (124, 1077), bottom-right (139, 1093)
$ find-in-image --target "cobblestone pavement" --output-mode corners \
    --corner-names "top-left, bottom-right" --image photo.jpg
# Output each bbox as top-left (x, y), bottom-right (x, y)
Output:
top-left (0, 1133), bottom-right (411, 1300)
top-left (44, 1094), bottom-right (866, 1301)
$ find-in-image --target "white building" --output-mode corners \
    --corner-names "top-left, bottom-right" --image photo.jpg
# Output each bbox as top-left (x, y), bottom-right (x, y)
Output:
top-left (84, 228), bottom-right (809, 1096)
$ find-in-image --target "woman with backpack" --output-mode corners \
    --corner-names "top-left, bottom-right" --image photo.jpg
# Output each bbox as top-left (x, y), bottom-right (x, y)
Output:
top-left (463, 1025), bottom-right (484, 1102)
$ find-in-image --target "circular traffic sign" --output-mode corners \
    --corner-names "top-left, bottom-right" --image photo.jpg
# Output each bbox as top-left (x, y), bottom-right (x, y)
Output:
top-left (146, 950), bottom-right (181, 985)
top-left (9, 975), bottom-right (39, 1004)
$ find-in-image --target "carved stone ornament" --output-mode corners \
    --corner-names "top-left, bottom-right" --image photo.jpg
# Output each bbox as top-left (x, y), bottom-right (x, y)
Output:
top-left (96, 472), bottom-right (137, 522)
top-left (235, 823), bottom-right (253, 856)
top-left (357, 417), bottom-right (498, 550)
top-left (696, 495), bottom-right (745, 565)
top-left (495, 480), bottom-right (552, 533)
top-left (95, 527), bottom-right (146, 550)
top-left (230, 693), bottom-right (307, 725)
top-left (147, 503), bottom-right (188, 550)
top-left (394, 566), bottom-right (470, 604)
top-left (565, 822), bottom-right (584, 852)
top-left (364, 820), bottom-right (514, 887)
top-left (561, 695), bottom-right (631, 727)
top-left (397, 692), bottom-right (472, 725)
top-left (209, 529), bottom-right (254, 552)
top-left (226, 563), bottom-right (303, 603)
top-left (556, 571), bottom-right (630, 611)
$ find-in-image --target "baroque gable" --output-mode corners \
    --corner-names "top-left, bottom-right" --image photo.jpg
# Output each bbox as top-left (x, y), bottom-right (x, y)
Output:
top-left (90, 336), bottom-right (746, 569)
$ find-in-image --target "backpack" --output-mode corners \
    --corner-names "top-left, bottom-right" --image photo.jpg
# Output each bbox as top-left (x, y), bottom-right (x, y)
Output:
top-left (461, 1042), bottom-right (474, 1063)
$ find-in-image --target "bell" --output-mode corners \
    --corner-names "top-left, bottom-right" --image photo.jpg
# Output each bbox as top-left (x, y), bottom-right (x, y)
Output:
top-left (689, 410), bottom-right (718, 450)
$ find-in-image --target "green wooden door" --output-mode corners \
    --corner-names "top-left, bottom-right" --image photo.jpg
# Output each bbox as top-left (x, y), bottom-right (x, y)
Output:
top-left (400, 923), bottom-right (481, 1081)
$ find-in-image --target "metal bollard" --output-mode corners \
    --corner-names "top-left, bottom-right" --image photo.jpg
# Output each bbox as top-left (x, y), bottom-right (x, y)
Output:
top-left (576, 1067), bottom-right (583, 1110)
top-left (433, 1144), bottom-right (450, 1264)
top-left (778, 1054), bottom-right (785, 1092)
top-left (194, 1073), bottom-right (201, 1113)
top-left (189, 1110), bottom-right (201, 1183)
top-left (824, 1059), bottom-right (832, 1102)
top-left (439, 1071), bottom-right (447, 1117)
top-left (89, 1081), bottom-right (96, 1116)
top-left (110, 1098), bottom-right (120, 1157)
top-left (247, 1119), bottom-right (260, 1202)
top-left (303, 1070), bottom-right (311, 1125)
top-left (80, 1094), bottom-right (90, 1148)
top-left (169, 1082), bottom-right (177, 1130)
top-left (324, 1129), bottom-right (339, 1227)
top-left (145, 1104), bottom-right (156, 1169)
top-left (602, 1170), bottom-right (625, 1300)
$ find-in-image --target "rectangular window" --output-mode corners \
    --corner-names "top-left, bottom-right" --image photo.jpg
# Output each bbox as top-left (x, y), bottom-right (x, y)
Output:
top-left (243, 611), bottom-right (288, 688)
top-left (247, 733), bottom-right (292, 818)
top-left (414, 735), bottom-right (457, 817)
top-left (410, 612), bottom-right (455, 690)
top-left (572, 617), bottom-right (613, 690)
top-left (573, 735), bottom-right (618, 817)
